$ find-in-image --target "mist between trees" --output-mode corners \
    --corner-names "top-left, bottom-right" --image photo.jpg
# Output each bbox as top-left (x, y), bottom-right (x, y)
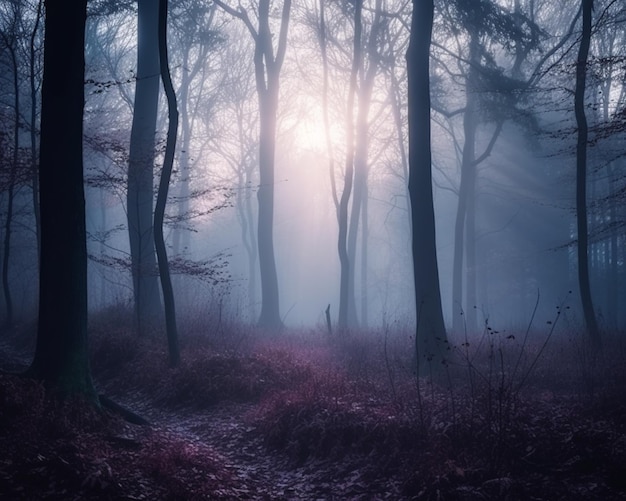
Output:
top-left (0, 0), bottom-right (624, 340)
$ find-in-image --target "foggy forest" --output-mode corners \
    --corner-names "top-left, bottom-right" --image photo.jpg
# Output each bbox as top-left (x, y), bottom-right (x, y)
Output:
top-left (0, 0), bottom-right (625, 499)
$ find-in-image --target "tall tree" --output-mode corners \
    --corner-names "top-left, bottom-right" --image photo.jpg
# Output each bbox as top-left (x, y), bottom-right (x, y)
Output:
top-left (437, 0), bottom-right (544, 332)
top-left (154, 0), bottom-right (180, 366)
top-left (337, 0), bottom-right (362, 330)
top-left (346, 0), bottom-right (384, 328)
top-left (210, 40), bottom-right (260, 321)
top-left (26, 0), bottom-right (97, 398)
top-left (127, 0), bottom-right (162, 335)
top-left (214, 0), bottom-right (292, 329)
top-left (574, 0), bottom-right (601, 347)
top-left (28, 0), bottom-right (43, 262)
top-left (407, 0), bottom-right (448, 369)
top-left (0, 13), bottom-right (20, 327)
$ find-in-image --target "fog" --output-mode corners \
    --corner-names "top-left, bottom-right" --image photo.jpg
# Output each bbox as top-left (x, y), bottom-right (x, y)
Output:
top-left (2, 0), bottom-right (625, 337)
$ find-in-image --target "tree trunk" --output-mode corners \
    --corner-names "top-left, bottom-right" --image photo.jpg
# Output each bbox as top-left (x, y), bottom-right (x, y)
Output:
top-left (346, 87), bottom-right (371, 328)
top-left (574, 0), bottom-right (601, 348)
top-left (234, 110), bottom-right (258, 321)
top-left (127, 0), bottom-right (162, 336)
top-left (234, 103), bottom-right (258, 321)
top-left (254, 0), bottom-right (291, 329)
top-left (29, 0), bottom-right (43, 263)
top-left (256, 82), bottom-right (282, 328)
top-left (27, 0), bottom-right (97, 398)
top-left (407, 0), bottom-right (448, 372)
top-left (465, 159), bottom-right (478, 331)
top-left (214, 0), bottom-right (290, 330)
top-left (360, 190), bottom-right (369, 327)
top-left (154, 0), bottom-right (180, 367)
top-left (607, 162), bottom-right (618, 328)
top-left (348, 0), bottom-right (382, 328)
top-left (1, 36), bottom-right (19, 328)
top-left (337, 0), bottom-right (362, 330)
top-left (451, 35), bottom-right (479, 334)
top-left (172, 59), bottom-right (191, 258)
top-left (318, 0), bottom-right (339, 215)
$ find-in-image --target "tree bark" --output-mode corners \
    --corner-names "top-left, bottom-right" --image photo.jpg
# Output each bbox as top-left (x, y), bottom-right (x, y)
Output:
top-left (574, 0), bottom-right (601, 348)
top-left (154, 0), bottom-right (181, 367)
top-left (127, 0), bottom-right (162, 336)
top-left (407, 0), bottom-right (448, 372)
top-left (27, 0), bottom-right (97, 398)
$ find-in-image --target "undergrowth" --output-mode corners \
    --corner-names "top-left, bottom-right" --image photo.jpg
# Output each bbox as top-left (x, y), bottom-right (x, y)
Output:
top-left (1, 304), bottom-right (625, 500)
top-left (0, 374), bottom-right (239, 499)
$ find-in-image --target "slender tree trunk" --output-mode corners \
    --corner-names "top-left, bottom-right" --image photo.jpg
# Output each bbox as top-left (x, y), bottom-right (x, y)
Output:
top-left (172, 57), bottom-right (191, 258)
top-left (389, 66), bottom-right (409, 198)
top-left (465, 161), bottom-right (478, 330)
top-left (452, 35), bottom-right (479, 333)
top-left (360, 191), bottom-right (369, 327)
top-left (27, 0), bottom-right (97, 398)
top-left (215, 0), bottom-right (291, 329)
top-left (99, 189), bottom-right (107, 309)
top-left (254, 0), bottom-right (292, 329)
top-left (30, 0), bottom-right (43, 263)
top-left (345, 0), bottom-right (382, 328)
top-left (607, 163), bottom-right (618, 327)
top-left (600, 56), bottom-right (617, 328)
top-left (346, 86), bottom-right (371, 328)
top-left (127, 0), bottom-right (162, 336)
top-left (245, 168), bottom-right (258, 319)
top-left (407, 0), bottom-right (448, 371)
top-left (154, 0), bottom-right (180, 367)
top-left (338, 0), bottom-right (362, 330)
top-left (256, 82), bottom-right (282, 328)
top-left (2, 39), bottom-right (19, 327)
top-left (236, 164), bottom-right (258, 321)
top-left (318, 0), bottom-right (339, 215)
top-left (235, 104), bottom-right (259, 321)
top-left (574, 0), bottom-right (601, 348)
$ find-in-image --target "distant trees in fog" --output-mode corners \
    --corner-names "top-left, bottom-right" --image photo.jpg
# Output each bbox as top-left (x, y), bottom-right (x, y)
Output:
top-left (0, 0), bottom-right (624, 386)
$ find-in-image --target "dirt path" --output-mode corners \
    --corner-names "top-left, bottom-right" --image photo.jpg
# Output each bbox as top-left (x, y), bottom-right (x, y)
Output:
top-left (108, 392), bottom-right (388, 500)
top-left (0, 340), bottom-right (401, 499)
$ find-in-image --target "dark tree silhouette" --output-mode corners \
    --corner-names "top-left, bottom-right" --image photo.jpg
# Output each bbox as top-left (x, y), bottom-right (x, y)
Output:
top-left (26, 0), bottom-right (97, 398)
top-left (407, 0), bottom-right (448, 369)
top-left (28, 0), bottom-right (43, 263)
top-left (154, 0), bottom-right (180, 367)
top-left (575, 0), bottom-right (601, 348)
top-left (0, 22), bottom-right (19, 328)
top-left (127, 0), bottom-right (162, 335)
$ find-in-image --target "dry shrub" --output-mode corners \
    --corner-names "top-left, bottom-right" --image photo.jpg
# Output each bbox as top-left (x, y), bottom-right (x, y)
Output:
top-left (140, 430), bottom-right (237, 499)
top-left (251, 365), bottom-right (420, 467)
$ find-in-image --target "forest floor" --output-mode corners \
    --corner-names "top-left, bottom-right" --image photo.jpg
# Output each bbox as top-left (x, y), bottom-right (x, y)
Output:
top-left (1, 309), bottom-right (626, 500)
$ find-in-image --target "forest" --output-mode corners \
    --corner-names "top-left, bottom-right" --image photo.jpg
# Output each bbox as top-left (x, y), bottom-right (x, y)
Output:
top-left (0, 0), bottom-right (625, 499)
